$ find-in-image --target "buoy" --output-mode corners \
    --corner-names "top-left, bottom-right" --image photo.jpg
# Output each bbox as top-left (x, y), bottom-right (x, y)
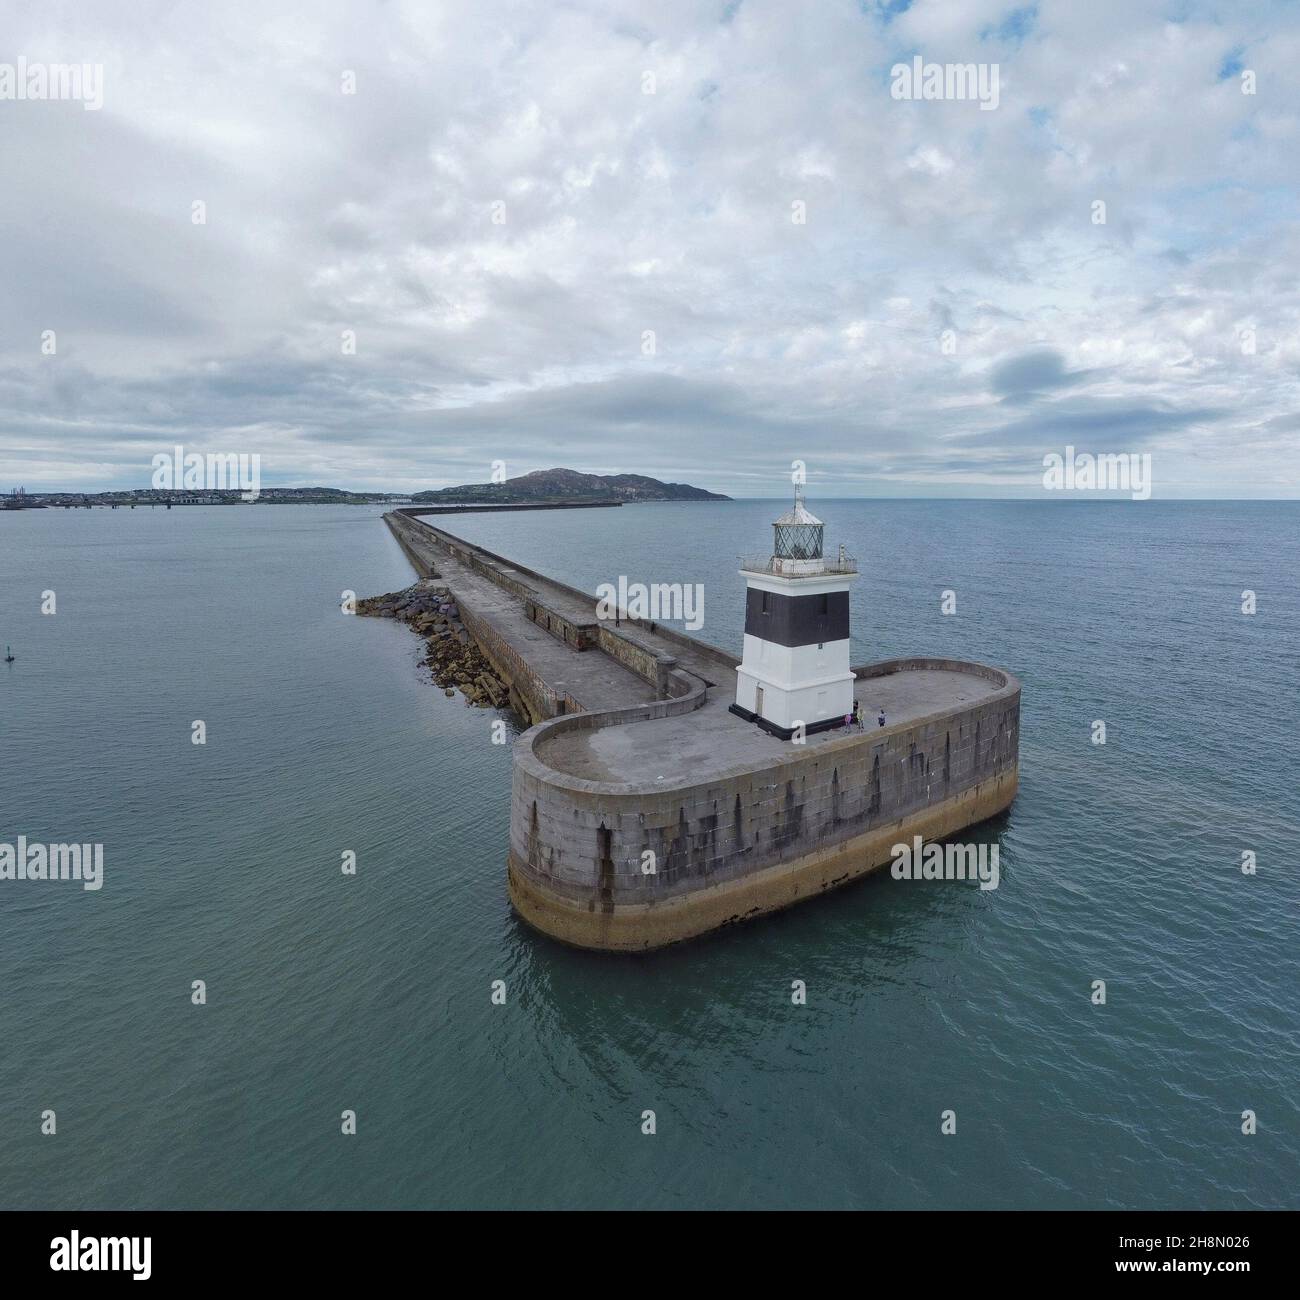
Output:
top-left (3, 645), bottom-right (13, 662)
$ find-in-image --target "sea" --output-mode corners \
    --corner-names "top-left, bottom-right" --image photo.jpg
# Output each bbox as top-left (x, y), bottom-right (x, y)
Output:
top-left (0, 499), bottom-right (1296, 1209)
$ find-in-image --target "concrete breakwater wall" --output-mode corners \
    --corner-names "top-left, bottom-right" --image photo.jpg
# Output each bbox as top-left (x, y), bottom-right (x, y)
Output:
top-left (384, 511), bottom-right (710, 711)
top-left (386, 512), bottom-right (441, 582)
top-left (395, 501), bottom-right (621, 516)
top-left (384, 512), bottom-right (579, 723)
top-left (508, 662), bottom-right (1020, 949)
top-left (393, 511), bottom-right (740, 684)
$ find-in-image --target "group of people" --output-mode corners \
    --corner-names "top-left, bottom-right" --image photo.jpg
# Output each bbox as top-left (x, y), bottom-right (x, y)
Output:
top-left (845, 700), bottom-right (886, 731)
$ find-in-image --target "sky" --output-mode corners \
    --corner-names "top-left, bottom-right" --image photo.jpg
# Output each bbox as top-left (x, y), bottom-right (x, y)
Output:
top-left (0, 0), bottom-right (1297, 498)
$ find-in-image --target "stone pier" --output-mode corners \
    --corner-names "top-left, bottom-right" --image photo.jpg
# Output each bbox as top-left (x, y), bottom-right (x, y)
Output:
top-left (383, 510), bottom-right (1021, 951)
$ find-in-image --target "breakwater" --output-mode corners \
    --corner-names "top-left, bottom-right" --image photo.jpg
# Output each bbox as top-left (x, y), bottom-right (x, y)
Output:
top-left (395, 501), bottom-right (621, 515)
top-left (383, 509), bottom-right (1020, 950)
top-left (357, 585), bottom-right (511, 708)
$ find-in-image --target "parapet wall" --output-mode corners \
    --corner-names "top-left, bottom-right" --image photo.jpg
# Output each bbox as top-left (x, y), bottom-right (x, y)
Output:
top-left (594, 624), bottom-right (678, 696)
top-left (616, 617), bottom-right (738, 686)
top-left (386, 512), bottom-right (439, 579)
top-left (856, 656), bottom-right (1009, 686)
top-left (457, 601), bottom-right (584, 723)
top-left (510, 659), bottom-right (1020, 945)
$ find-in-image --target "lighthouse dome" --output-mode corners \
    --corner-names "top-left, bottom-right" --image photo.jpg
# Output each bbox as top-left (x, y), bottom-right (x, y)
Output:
top-left (773, 499), bottom-right (822, 528)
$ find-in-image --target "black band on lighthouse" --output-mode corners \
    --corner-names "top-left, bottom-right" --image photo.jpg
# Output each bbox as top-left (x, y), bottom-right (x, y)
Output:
top-left (744, 588), bottom-right (849, 647)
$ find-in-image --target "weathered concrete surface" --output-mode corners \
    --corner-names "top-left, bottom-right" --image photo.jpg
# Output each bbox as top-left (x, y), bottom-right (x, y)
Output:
top-left (387, 510), bottom-right (737, 688)
top-left (509, 657), bottom-right (1019, 949)
top-left (509, 767), bottom-right (1018, 951)
top-left (382, 510), bottom-right (1021, 951)
top-left (538, 667), bottom-right (998, 785)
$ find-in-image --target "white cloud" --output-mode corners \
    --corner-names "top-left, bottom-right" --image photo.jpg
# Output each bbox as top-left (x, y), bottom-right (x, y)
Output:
top-left (0, 0), bottom-right (1296, 496)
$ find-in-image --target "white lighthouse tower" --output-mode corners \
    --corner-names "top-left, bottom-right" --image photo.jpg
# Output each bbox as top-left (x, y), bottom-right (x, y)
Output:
top-left (730, 489), bottom-right (857, 739)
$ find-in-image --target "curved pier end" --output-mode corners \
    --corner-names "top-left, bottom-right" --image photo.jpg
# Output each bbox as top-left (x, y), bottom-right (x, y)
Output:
top-left (509, 657), bottom-right (1021, 951)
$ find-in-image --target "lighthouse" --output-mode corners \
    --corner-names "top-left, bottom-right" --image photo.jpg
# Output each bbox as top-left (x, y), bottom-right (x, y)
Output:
top-left (729, 490), bottom-right (857, 739)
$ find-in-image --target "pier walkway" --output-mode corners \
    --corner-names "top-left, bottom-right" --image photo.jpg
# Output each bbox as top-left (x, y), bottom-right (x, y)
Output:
top-left (387, 511), bottom-right (658, 712)
top-left (540, 666), bottom-right (1000, 786)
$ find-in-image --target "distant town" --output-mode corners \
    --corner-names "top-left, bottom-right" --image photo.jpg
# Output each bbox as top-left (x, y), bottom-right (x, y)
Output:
top-left (0, 486), bottom-right (411, 509)
top-left (0, 486), bottom-right (410, 509)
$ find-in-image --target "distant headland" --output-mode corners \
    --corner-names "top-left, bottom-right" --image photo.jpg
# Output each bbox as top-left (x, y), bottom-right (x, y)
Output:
top-left (411, 468), bottom-right (729, 505)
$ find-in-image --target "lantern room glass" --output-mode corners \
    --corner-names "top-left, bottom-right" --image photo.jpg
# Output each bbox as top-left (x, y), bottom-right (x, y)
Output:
top-left (773, 521), bottom-right (823, 560)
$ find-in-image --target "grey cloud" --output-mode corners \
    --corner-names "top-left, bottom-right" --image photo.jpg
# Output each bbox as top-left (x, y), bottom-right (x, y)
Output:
top-left (0, 0), bottom-right (1297, 497)
top-left (989, 349), bottom-right (1093, 399)
top-left (956, 401), bottom-right (1228, 450)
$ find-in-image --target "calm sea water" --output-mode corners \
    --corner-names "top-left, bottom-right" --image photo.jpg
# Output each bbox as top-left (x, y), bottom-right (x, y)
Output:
top-left (0, 500), bottom-right (1296, 1210)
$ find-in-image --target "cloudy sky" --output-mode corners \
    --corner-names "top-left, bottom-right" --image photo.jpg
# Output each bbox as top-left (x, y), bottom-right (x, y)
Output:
top-left (1, 0), bottom-right (1297, 497)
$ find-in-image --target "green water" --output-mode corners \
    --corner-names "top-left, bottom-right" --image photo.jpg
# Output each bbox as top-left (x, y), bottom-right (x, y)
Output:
top-left (1, 501), bottom-right (1296, 1208)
